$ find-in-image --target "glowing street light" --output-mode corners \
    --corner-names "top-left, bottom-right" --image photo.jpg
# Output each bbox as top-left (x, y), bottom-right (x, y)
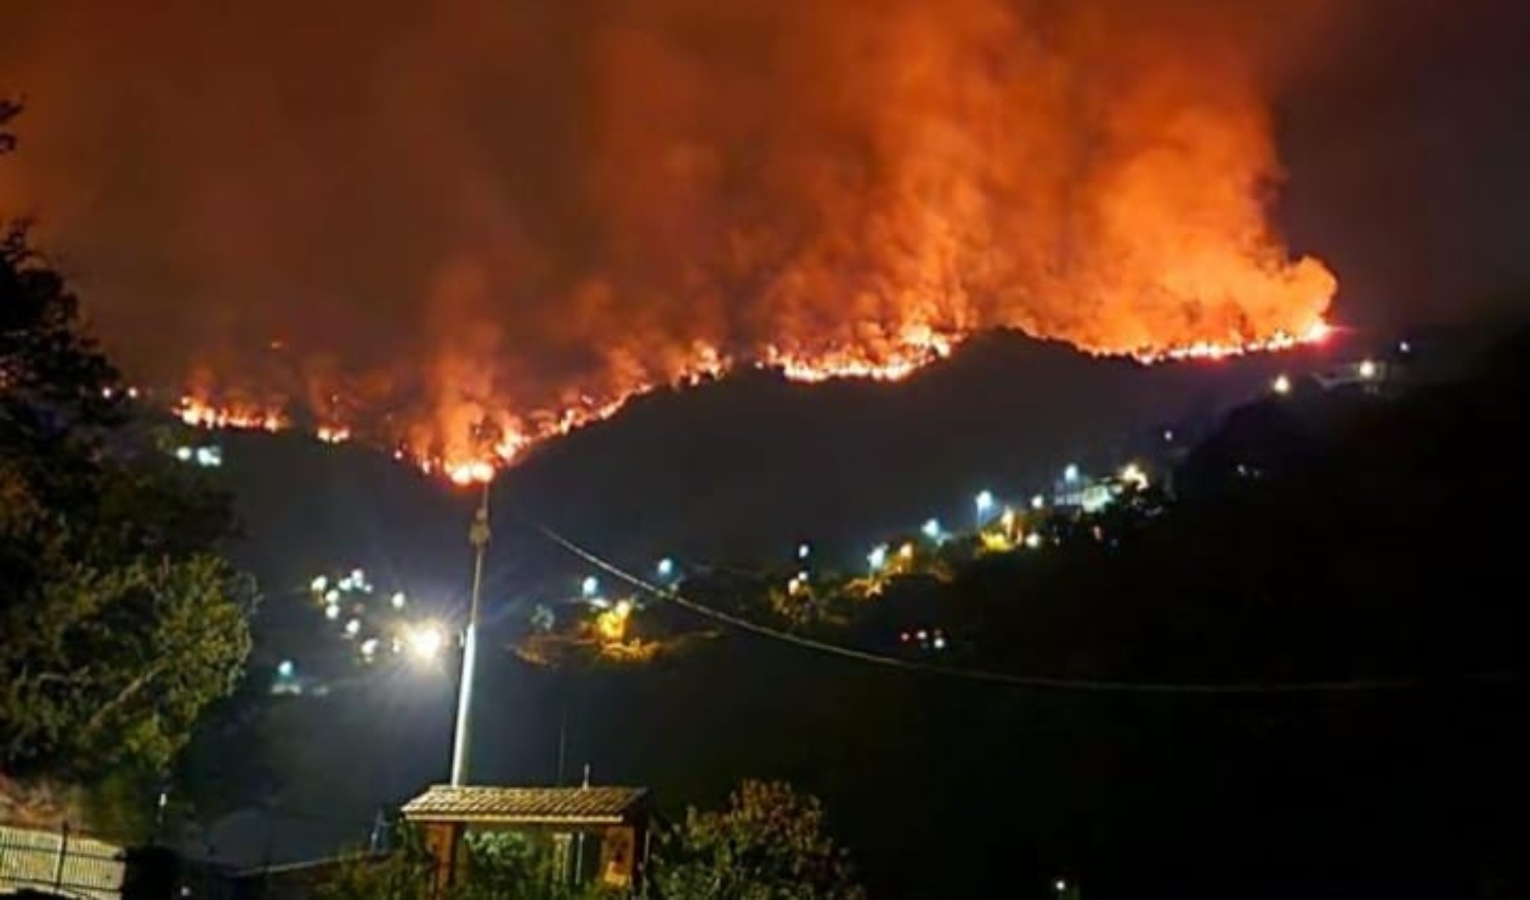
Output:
top-left (581, 576), bottom-right (599, 599)
top-left (1063, 464), bottom-right (1080, 483)
top-left (656, 557), bottom-right (675, 579)
top-left (390, 591), bottom-right (407, 610)
top-left (277, 659), bottom-right (295, 679)
top-left (310, 575), bottom-right (328, 593)
top-left (1119, 463), bottom-right (1148, 490)
top-left (867, 544), bottom-right (888, 572)
top-left (1031, 494), bottom-right (1045, 510)
top-left (797, 542), bottom-right (811, 561)
top-left (921, 518), bottom-right (942, 540)
top-left (1358, 359), bottom-right (1378, 379)
top-left (1273, 373), bottom-right (1292, 395)
top-left (974, 490), bottom-right (995, 527)
top-left (405, 622), bottom-right (445, 661)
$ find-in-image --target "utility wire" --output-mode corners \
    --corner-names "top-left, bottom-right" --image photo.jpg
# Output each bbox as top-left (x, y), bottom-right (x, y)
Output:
top-left (530, 521), bottom-right (1522, 695)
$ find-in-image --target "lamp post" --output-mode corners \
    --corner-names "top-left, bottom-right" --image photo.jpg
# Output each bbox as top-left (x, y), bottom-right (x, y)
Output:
top-left (974, 490), bottom-right (995, 528)
top-left (450, 480), bottom-right (491, 786)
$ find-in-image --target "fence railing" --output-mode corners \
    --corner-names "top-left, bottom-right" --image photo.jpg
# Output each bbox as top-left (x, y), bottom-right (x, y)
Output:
top-left (0, 821), bottom-right (124, 898)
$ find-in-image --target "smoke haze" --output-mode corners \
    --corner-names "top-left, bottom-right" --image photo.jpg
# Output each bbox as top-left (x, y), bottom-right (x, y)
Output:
top-left (1, 0), bottom-right (1341, 468)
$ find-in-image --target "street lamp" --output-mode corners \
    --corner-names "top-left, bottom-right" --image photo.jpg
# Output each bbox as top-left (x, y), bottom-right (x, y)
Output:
top-left (974, 490), bottom-right (995, 527)
top-left (921, 518), bottom-right (941, 541)
top-left (451, 481), bottom-right (491, 787)
top-left (581, 575), bottom-right (599, 599)
top-left (405, 622), bottom-right (446, 662)
top-left (656, 557), bottom-right (675, 580)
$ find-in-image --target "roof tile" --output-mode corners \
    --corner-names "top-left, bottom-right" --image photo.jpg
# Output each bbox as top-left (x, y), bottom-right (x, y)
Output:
top-left (401, 786), bottom-right (647, 824)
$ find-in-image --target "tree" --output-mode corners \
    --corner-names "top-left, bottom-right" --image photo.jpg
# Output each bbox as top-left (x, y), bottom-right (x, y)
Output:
top-left (0, 107), bottom-right (254, 836)
top-left (314, 828), bottom-right (612, 900)
top-left (2, 556), bottom-right (252, 775)
top-left (653, 780), bottom-right (865, 900)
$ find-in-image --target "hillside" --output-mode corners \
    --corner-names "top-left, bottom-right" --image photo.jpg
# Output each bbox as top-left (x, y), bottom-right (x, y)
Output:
top-left (173, 322), bottom-right (1530, 898)
top-left (217, 329), bottom-right (1362, 598)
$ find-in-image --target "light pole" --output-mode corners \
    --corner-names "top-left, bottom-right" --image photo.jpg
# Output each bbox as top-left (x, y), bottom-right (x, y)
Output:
top-left (450, 480), bottom-right (491, 786)
top-left (974, 490), bottom-right (994, 529)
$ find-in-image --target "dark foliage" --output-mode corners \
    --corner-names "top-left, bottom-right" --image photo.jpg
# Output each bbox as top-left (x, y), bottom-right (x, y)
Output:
top-left (1, 123), bottom-right (254, 837)
top-left (566, 328), bottom-right (1530, 897)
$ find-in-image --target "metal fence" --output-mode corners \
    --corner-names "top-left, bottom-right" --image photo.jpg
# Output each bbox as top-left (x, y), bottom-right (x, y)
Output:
top-left (0, 822), bottom-right (124, 898)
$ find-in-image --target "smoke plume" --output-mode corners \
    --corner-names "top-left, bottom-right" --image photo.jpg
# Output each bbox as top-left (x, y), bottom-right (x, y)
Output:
top-left (1, 0), bottom-right (1338, 473)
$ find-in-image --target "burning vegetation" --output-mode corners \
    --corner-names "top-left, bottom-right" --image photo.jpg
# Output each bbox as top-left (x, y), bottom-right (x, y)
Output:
top-left (2, 0), bottom-right (1340, 483)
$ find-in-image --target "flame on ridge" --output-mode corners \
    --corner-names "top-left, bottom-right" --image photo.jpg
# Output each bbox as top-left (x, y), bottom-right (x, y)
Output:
top-left (1139, 321), bottom-right (1333, 364)
top-left (12, 0), bottom-right (1350, 488)
top-left (174, 396), bottom-right (286, 433)
top-left (171, 319), bottom-right (1329, 486)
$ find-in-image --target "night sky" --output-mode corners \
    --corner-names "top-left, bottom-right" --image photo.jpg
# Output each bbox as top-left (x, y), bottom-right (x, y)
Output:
top-left (1275, 0), bottom-right (1530, 329)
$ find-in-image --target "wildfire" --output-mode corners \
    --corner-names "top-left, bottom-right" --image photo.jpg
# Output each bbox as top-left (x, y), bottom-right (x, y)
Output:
top-left (1138, 320), bottom-right (1333, 364)
top-left (23, 0), bottom-right (1355, 491)
top-left (167, 315), bottom-right (1331, 487)
top-left (174, 396), bottom-right (285, 432)
top-left (762, 327), bottom-right (960, 384)
top-left (445, 459), bottom-right (496, 486)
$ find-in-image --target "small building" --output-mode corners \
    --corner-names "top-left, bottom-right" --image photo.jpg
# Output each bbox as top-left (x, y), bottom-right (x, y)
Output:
top-left (400, 785), bottom-right (650, 895)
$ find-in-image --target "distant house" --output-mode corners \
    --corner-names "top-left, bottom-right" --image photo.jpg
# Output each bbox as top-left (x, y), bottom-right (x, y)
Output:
top-left (401, 784), bottom-right (651, 894)
top-left (1311, 358), bottom-right (1391, 394)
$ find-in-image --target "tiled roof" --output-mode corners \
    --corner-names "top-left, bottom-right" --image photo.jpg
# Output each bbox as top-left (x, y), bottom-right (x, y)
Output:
top-left (401, 786), bottom-right (648, 825)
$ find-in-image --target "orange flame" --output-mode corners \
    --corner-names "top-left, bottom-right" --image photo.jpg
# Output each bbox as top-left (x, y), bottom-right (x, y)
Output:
top-left (170, 317), bottom-right (1330, 485)
top-left (174, 396), bottom-right (286, 433)
top-left (60, 0), bottom-right (1345, 486)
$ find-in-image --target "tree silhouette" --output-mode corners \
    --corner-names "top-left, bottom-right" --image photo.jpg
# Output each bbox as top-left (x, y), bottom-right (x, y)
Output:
top-left (654, 780), bottom-right (865, 900)
top-left (0, 110), bottom-right (253, 837)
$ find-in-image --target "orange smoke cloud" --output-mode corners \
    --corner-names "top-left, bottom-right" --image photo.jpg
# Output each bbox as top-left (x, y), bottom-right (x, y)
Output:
top-left (0, 0), bottom-right (1337, 478)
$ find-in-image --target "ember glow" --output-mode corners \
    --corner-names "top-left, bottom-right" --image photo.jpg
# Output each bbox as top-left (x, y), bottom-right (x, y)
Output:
top-left (171, 316), bottom-right (1330, 483)
top-left (174, 397), bottom-right (285, 434)
top-left (3, 0), bottom-right (1344, 484)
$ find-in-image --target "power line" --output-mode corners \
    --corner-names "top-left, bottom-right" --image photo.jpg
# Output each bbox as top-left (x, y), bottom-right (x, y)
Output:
top-left (529, 521), bottom-right (1522, 695)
